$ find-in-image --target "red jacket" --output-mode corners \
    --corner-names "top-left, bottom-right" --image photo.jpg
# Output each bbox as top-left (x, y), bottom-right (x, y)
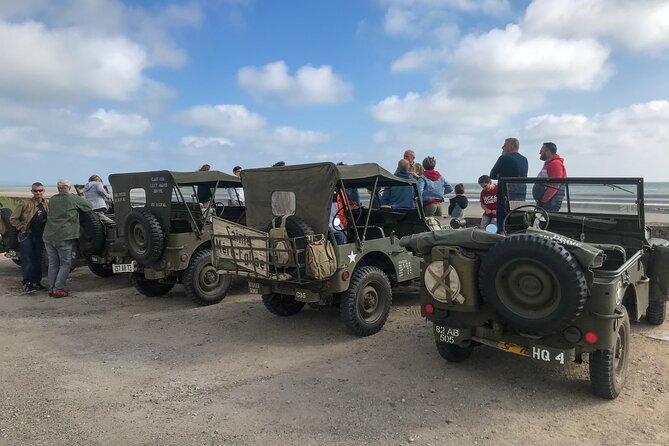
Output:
top-left (537, 156), bottom-right (566, 202)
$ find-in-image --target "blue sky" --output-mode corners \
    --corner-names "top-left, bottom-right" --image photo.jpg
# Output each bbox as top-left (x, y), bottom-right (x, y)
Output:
top-left (1, 0), bottom-right (668, 185)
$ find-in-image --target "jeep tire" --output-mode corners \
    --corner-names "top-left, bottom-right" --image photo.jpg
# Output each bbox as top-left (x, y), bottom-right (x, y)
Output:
top-left (646, 299), bottom-right (666, 325)
top-left (183, 249), bottom-right (231, 306)
top-left (435, 338), bottom-right (474, 363)
top-left (124, 208), bottom-right (165, 265)
top-left (589, 306), bottom-right (630, 399)
top-left (267, 215), bottom-right (314, 276)
top-left (87, 258), bottom-right (114, 277)
top-left (130, 273), bottom-right (174, 297)
top-left (340, 266), bottom-right (392, 337)
top-left (262, 293), bottom-right (306, 316)
top-left (79, 210), bottom-right (106, 256)
top-left (479, 234), bottom-right (588, 334)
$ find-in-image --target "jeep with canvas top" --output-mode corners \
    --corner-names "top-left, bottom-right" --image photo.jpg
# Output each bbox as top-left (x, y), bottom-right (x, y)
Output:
top-left (107, 170), bottom-right (245, 306)
top-left (211, 162), bottom-right (431, 336)
top-left (401, 177), bottom-right (669, 399)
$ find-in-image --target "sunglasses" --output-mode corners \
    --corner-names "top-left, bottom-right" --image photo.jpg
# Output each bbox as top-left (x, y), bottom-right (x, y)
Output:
top-left (32, 189), bottom-right (44, 192)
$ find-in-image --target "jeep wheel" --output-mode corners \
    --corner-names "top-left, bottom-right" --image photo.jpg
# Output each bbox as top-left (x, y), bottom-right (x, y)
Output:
top-left (646, 299), bottom-right (666, 325)
top-left (435, 339), bottom-right (473, 363)
top-left (262, 293), bottom-right (306, 316)
top-left (479, 234), bottom-right (588, 334)
top-left (130, 273), bottom-right (174, 297)
top-left (340, 266), bottom-right (392, 337)
top-left (79, 210), bottom-right (105, 255)
top-left (589, 306), bottom-right (630, 399)
top-left (183, 249), bottom-right (231, 306)
top-left (124, 208), bottom-right (165, 265)
top-left (87, 259), bottom-right (114, 277)
top-left (1, 208), bottom-right (18, 250)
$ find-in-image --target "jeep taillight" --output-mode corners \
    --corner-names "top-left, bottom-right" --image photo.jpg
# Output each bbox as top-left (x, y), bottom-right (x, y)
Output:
top-left (424, 304), bottom-right (434, 314)
top-left (342, 271), bottom-right (350, 281)
top-left (584, 331), bottom-right (599, 344)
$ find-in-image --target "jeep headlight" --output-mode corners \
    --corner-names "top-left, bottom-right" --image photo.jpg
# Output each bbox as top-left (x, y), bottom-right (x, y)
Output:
top-left (424, 261), bottom-right (464, 304)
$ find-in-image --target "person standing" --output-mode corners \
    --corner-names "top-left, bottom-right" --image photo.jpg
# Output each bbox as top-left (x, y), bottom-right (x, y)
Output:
top-left (448, 183), bottom-right (468, 218)
top-left (196, 164), bottom-right (212, 209)
top-left (403, 149), bottom-right (425, 179)
top-left (83, 174), bottom-right (110, 212)
top-left (10, 182), bottom-right (49, 292)
top-left (478, 175), bottom-right (498, 227)
top-left (380, 159), bottom-right (415, 209)
top-left (532, 142), bottom-right (567, 211)
top-left (489, 137), bottom-right (528, 232)
top-left (417, 156), bottom-right (453, 216)
top-left (227, 166), bottom-right (245, 206)
top-left (43, 179), bottom-right (92, 298)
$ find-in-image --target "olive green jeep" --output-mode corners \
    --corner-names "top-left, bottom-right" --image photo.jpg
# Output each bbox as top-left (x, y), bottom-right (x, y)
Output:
top-left (107, 170), bottom-right (245, 306)
top-left (212, 162), bottom-right (430, 336)
top-left (401, 177), bottom-right (668, 399)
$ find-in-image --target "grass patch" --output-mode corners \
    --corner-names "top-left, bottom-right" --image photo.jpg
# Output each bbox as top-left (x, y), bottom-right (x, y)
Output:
top-left (0, 196), bottom-right (26, 211)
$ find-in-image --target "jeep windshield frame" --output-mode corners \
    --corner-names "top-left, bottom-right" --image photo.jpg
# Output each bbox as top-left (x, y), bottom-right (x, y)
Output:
top-left (240, 162), bottom-right (425, 244)
top-left (499, 176), bottom-right (646, 245)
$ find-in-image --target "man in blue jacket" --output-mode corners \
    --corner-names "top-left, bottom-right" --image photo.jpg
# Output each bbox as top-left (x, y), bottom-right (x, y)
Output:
top-left (380, 159), bottom-right (415, 209)
top-left (490, 137), bottom-right (528, 232)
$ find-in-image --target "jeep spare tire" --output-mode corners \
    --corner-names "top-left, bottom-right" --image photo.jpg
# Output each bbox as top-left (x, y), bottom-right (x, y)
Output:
top-left (1, 208), bottom-right (19, 250)
top-left (79, 210), bottom-right (105, 255)
top-left (479, 234), bottom-right (588, 334)
top-left (124, 208), bottom-right (165, 265)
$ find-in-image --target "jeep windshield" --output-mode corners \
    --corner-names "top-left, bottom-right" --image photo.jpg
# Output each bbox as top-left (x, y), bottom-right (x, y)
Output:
top-left (499, 177), bottom-right (646, 246)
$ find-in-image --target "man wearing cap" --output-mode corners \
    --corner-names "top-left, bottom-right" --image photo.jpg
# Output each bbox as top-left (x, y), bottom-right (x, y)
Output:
top-left (10, 182), bottom-right (49, 292)
top-left (43, 179), bottom-right (92, 298)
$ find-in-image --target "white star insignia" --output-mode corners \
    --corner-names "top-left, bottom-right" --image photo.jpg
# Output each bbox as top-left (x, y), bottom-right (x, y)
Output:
top-left (347, 251), bottom-right (357, 264)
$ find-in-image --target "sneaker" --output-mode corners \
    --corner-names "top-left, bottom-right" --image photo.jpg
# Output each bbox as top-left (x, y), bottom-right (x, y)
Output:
top-left (23, 283), bottom-right (37, 293)
top-left (50, 289), bottom-right (69, 298)
top-left (33, 282), bottom-right (48, 291)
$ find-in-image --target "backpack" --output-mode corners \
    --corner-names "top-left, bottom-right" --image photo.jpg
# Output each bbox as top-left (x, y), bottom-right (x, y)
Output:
top-left (305, 236), bottom-right (337, 279)
top-left (269, 215), bottom-right (291, 266)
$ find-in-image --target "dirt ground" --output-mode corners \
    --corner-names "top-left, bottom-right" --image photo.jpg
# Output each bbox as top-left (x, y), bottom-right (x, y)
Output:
top-left (0, 257), bottom-right (668, 446)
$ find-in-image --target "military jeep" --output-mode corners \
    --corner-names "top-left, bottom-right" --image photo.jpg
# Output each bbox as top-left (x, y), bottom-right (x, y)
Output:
top-left (401, 177), bottom-right (668, 399)
top-left (212, 162), bottom-right (430, 336)
top-left (108, 170), bottom-right (245, 306)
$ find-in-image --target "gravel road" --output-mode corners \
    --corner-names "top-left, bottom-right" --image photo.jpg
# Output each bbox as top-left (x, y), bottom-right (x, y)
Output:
top-left (0, 257), bottom-right (667, 446)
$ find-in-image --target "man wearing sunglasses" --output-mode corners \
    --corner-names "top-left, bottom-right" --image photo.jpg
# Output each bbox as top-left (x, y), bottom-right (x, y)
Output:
top-left (10, 182), bottom-right (49, 292)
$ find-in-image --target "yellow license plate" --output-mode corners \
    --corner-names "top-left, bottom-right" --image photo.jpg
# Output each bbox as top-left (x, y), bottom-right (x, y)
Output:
top-left (497, 341), bottom-right (530, 357)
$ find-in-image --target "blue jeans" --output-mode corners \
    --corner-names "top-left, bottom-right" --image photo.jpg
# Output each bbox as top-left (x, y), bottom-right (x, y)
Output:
top-left (45, 239), bottom-right (74, 291)
top-left (18, 232), bottom-right (45, 285)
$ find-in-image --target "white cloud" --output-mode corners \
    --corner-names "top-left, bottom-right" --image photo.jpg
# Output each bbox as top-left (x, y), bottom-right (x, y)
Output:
top-left (176, 103), bottom-right (331, 147)
top-left (0, 21), bottom-right (147, 102)
top-left (380, 0), bottom-right (509, 36)
top-left (450, 25), bottom-right (611, 96)
top-left (391, 48), bottom-right (448, 72)
top-left (523, 0), bottom-right (669, 52)
top-left (238, 61), bottom-right (353, 106)
top-left (83, 109), bottom-right (150, 139)
top-left (519, 100), bottom-right (669, 178)
top-left (180, 136), bottom-right (234, 151)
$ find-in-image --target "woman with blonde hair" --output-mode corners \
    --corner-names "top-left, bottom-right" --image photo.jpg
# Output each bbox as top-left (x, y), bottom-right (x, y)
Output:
top-left (84, 174), bottom-right (110, 212)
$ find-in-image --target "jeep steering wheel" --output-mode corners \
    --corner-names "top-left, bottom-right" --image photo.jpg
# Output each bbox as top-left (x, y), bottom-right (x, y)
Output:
top-left (502, 204), bottom-right (550, 233)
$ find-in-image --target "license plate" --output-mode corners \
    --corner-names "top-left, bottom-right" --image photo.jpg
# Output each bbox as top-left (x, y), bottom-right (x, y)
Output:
top-left (248, 282), bottom-right (260, 294)
top-left (434, 324), bottom-right (471, 344)
top-left (112, 263), bottom-right (136, 273)
top-left (497, 341), bottom-right (570, 365)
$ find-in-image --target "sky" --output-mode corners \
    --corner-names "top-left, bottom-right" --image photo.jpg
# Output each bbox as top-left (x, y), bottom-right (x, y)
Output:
top-left (1, 0), bottom-right (669, 185)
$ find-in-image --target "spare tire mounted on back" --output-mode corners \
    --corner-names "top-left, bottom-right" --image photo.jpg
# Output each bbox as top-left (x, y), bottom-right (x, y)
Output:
top-left (479, 234), bottom-right (588, 335)
top-left (124, 208), bottom-right (165, 265)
